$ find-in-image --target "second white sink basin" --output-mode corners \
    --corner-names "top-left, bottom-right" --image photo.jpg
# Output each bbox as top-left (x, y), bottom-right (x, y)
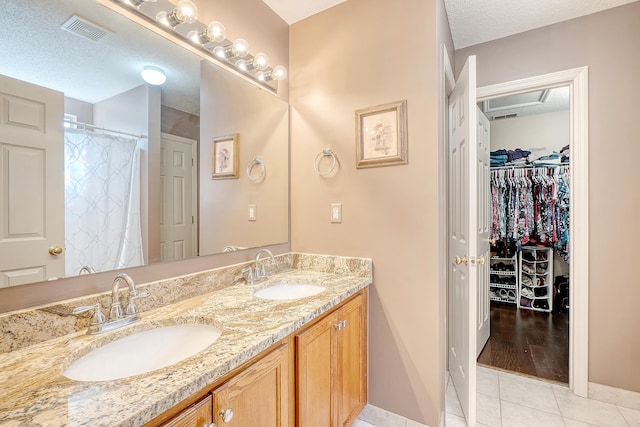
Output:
top-left (64, 324), bottom-right (221, 382)
top-left (253, 283), bottom-right (326, 301)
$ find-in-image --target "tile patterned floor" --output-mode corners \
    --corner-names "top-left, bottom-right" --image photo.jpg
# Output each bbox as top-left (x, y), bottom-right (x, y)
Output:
top-left (446, 367), bottom-right (640, 427)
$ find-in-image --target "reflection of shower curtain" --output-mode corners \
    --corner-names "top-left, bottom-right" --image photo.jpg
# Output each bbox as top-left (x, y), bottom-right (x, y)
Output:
top-left (64, 129), bottom-right (144, 276)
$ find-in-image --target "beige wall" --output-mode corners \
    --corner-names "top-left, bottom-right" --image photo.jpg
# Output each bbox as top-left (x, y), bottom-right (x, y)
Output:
top-left (290, 0), bottom-right (443, 424)
top-left (490, 110), bottom-right (570, 152)
top-left (456, 2), bottom-right (640, 392)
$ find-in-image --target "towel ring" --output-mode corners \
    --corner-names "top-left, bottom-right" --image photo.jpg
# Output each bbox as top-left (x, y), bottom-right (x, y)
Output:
top-left (246, 156), bottom-right (266, 182)
top-left (314, 148), bottom-right (337, 176)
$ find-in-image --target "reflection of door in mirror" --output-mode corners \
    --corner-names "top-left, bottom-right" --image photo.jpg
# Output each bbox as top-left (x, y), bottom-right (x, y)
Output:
top-left (160, 133), bottom-right (198, 261)
top-left (0, 74), bottom-right (65, 287)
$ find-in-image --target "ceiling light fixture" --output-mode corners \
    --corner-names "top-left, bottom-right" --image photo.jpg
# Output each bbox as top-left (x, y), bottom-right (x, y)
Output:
top-left (256, 65), bottom-right (287, 82)
top-left (236, 53), bottom-right (270, 72)
top-left (187, 21), bottom-right (226, 45)
top-left (122, 0), bottom-right (155, 8)
top-left (114, 0), bottom-right (287, 89)
top-left (141, 65), bottom-right (166, 85)
top-left (156, 0), bottom-right (198, 27)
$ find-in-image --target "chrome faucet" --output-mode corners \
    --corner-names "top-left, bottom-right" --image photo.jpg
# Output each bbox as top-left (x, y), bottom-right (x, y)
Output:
top-left (78, 265), bottom-right (96, 274)
top-left (73, 273), bottom-right (148, 335)
top-left (253, 248), bottom-right (276, 280)
top-left (255, 248), bottom-right (275, 265)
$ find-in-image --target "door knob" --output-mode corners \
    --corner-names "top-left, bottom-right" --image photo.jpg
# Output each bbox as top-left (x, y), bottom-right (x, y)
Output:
top-left (219, 408), bottom-right (234, 423)
top-left (477, 256), bottom-right (485, 265)
top-left (455, 256), bottom-right (468, 265)
top-left (48, 245), bottom-right (63, 256)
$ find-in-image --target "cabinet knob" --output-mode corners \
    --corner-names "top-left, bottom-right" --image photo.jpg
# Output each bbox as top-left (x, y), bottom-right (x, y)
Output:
top-left (334, 320), bottom-right (347, 331)
top-left (49, 245), bottom-right (63, 256)
top-left (219, 408), bottom-right (234, 423)
top-left (477, 256), bottom-right (485, 265)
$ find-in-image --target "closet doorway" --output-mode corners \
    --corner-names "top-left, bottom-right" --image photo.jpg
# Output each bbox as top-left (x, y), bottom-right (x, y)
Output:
top-left (476, 86), bottom-right (571, 383)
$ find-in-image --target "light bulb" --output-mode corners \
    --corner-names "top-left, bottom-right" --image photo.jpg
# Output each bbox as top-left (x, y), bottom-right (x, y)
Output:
top-left (272, 65), bottom-right (287, 80)
top-left (176, 0), bottom-right (198, 24)
top-left (255, 71), bottom-right (266, 82)
top-left (236, 59), bottom-right (249, 71)
top-left (141, 66), bottom-right (166, 85)
top-left (155, 11), bottom-right (170, 26)
top-left (232, 39), bottom-right (249, 58)
top-left (187, 30), bottom-right (200, 44)
top-left (253, 53), bottom-right (269, 70)
top-left (213, 46), bottom-right (227, 59)
top-left (207, 21), bottom-right (226, 42)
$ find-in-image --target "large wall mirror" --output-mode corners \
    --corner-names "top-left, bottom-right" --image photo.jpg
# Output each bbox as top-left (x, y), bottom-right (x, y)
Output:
top-left (0, 0), bottom-right (289, 289)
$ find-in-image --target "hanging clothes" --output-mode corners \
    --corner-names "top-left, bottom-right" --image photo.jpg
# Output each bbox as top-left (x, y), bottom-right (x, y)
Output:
top-left (490, 165), bottom-right (570, 260)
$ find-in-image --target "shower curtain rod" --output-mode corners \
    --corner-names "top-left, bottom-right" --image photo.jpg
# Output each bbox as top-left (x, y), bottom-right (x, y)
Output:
top-left (63, 119), bottom-right (148, 139)
top-left (490, 162), bottom-right (570, 171)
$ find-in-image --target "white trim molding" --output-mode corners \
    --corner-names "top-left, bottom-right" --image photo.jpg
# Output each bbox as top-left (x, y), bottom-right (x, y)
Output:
top-left (477, 66), bottom-right (590, 397)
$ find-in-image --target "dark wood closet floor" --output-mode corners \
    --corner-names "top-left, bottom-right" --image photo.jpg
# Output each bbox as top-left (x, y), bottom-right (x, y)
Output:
top-left (477, 302), bottom-right (569, 383)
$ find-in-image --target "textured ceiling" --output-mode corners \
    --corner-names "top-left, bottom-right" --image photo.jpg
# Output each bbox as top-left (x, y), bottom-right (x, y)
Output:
top-left (261, 0), bottom-right (348, 24)
top-left (0, 0), bottom-right (201, 114)
top-left (444, 0), bottom-right (639, 49)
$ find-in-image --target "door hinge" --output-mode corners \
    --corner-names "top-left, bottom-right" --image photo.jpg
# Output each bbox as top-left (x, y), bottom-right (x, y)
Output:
top-left (192, 216), bottom-right (194, 224)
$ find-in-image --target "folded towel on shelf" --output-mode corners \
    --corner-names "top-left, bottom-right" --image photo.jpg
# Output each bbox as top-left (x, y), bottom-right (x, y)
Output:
top-left (528, 148), bottom-right (555, 162)
top-left (507, 149), bottom-right (531, 162)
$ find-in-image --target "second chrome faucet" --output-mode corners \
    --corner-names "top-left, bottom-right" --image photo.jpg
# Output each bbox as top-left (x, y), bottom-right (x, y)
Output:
top-left (74, 273), bottom-right (149, 335)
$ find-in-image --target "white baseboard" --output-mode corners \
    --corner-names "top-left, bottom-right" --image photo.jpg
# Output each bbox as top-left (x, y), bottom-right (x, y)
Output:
top-left (589, 382), bottom-right (640, 411)
top-left (359, 404), bottom-right (429, 427)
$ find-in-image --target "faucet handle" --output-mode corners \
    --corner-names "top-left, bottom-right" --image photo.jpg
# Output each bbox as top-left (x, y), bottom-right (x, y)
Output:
top-left (73, 303), bottom-right (107, 326)
top-left (124, 289), bottom-right (149, 316)
top-left (241, 266), bottom-right (255, 285)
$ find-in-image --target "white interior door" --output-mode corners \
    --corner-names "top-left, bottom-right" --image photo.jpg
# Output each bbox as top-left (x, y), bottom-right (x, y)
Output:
top-left (448, 55), bottom-right (477, 426)
top-left (0, 74), bottom-right (64, 286)
top-left (160, 133), bottom-right (197, 262)
top-left (476, 108), bottom-right (491, 357)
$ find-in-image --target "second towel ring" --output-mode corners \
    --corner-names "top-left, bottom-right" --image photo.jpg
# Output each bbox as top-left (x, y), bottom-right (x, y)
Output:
top-left (247, 156), bottom-right (266, 182)
top-left (314, 148), bottom-right (337, 176)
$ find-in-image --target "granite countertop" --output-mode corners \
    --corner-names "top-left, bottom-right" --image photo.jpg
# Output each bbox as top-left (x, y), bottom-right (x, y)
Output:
top-left (0, 258), bottom-right (372, 427)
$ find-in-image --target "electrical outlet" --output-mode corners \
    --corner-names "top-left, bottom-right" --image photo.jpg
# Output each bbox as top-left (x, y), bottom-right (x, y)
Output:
top-left (331, 203), bottom-right (342, 223)
top-left (248, 205), bottom-right (257, 221)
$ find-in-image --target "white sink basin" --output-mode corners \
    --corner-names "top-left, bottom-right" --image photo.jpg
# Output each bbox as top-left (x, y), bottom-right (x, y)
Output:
top-left (63, 324), bottom-right (221, 382)
top-left (253, 283), bottom-right (326, 301)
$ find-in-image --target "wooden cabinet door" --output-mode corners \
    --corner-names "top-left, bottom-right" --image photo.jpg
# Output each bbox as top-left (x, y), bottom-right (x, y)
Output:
top-left (212, 343), bottom-right (289, 427)
top-left (161, 395), bottom-right (212, 427)
top-left (295, 313), bottom-right (335, 427)
top-left (336, 294), bottom-right (367, 426)
top-left (296, 290), bottom-right (368, 427)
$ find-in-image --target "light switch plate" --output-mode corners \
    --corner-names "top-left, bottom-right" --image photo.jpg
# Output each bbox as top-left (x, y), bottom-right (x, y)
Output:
top-left (331, 203), bottom-right (342, 223)
top-left (248, 204), bottom-right (257, 221)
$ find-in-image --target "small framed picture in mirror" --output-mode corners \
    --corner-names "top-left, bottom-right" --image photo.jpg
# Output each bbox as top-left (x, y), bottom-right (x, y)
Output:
top-left (355, 100), bottom-right (408, 168)
top-left (212, 134), bottom-right (239, 179)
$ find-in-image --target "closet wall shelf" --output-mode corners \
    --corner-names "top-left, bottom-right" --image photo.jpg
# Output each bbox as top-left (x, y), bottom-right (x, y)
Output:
top-left (489, 283), bottom-right (517, 290)
top-left (490, 270), bottom-right (516, 276)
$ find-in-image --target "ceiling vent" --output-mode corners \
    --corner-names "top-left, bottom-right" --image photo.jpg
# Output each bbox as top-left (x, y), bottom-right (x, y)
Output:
top-left (61, 15), bottom-right (112, 43)
top-left (492, 113), bottom-right (519, 121)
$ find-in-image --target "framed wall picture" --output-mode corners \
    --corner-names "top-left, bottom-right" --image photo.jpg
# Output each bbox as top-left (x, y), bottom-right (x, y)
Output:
top-left (355, 100), bottom-right (408, 168)
top-left (212, 134), bottom-right (239, 179)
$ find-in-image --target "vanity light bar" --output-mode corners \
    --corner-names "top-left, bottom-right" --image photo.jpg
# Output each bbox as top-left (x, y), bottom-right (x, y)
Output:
top-left (118, 0), bottom-right (287, 87)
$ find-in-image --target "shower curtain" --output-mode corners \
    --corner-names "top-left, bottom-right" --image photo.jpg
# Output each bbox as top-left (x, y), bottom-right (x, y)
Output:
top-left (64, 128), bottom-right (144, 276)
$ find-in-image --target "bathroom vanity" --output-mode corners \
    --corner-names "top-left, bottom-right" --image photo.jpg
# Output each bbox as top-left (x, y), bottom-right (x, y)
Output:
top-left (0, 254), bottom-right (371, 427)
